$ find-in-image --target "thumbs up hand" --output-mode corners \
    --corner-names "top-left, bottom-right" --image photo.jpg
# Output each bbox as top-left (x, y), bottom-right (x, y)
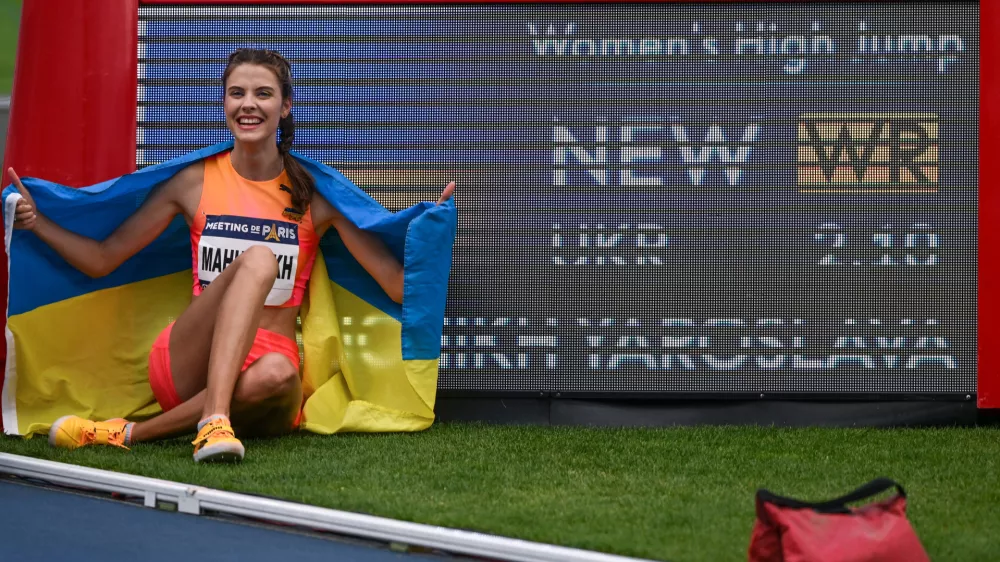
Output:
top-left (7, 168), bottom-right (37, 230)
top-left (436, 181), bottom-right (455, 206)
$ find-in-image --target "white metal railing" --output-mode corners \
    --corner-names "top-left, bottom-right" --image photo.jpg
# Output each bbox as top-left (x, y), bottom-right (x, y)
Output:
top-left (0, 453), bottom-right (656, 562)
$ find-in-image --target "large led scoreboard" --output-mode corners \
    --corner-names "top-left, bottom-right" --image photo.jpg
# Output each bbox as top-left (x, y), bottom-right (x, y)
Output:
top-left (4, 0), bottom-right (997, 410)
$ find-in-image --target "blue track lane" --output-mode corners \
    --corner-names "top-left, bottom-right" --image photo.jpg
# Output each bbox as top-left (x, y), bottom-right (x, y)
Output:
top-left (0, 480), bottom-right (451, 562)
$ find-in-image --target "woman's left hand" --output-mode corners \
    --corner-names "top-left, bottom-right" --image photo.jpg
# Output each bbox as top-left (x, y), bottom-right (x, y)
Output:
top-left (437, 182), bottom-right (456, 205)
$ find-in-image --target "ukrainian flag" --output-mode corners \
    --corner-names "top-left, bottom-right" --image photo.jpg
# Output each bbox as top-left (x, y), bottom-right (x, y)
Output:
top-left (1, 142), bottom-right (457, 437)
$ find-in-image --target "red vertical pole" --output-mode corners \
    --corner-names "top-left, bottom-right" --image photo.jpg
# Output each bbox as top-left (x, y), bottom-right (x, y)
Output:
top-left (0, 0), bottom-right (139, 431)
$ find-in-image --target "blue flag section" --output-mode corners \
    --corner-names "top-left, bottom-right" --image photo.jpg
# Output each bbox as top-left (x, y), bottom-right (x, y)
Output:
top-left (1, 142), bottom-right (457, 437)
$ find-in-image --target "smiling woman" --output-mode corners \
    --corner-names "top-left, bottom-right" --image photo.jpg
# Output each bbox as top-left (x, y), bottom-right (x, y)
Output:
top-left (222, 50), bottom-right (316, 221)
top-left (6, 47), bottom-right (456, 464)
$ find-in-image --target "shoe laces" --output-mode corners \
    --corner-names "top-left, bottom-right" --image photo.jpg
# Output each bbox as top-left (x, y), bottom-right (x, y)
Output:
top-left (194, 419), bottom-right (235, 445)
top-left (84, 422), bottom-right (129, 449)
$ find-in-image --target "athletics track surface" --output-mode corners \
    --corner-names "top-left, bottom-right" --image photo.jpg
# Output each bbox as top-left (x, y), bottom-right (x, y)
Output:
top-left (0, 478), bottom-right (455, 562)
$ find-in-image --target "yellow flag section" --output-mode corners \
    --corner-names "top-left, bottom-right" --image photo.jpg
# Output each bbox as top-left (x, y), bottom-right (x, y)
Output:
top-left (300, 255), bottom-right (437, 433)
top-left (4, 258), bottom-right (439, 436)
top-left (3, 272), bottom-right (189, 437)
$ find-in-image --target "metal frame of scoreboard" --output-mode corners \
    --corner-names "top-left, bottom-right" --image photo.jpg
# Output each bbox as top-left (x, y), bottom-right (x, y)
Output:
top-left (2, 0), bottom-right (995, 410)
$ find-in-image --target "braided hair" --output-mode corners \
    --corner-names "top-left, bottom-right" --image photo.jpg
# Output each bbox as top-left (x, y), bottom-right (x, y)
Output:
top-left (222, 48), bottom-right (315, 214)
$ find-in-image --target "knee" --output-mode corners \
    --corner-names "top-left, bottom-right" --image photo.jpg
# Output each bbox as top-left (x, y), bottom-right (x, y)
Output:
top-left (238, 245), bottom-right (279, 284)
top-left (237, 354), bottom-right (300, 405)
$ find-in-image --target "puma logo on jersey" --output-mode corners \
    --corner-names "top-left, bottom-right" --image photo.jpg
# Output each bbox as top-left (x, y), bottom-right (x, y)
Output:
top-left (278, 184), bottom-right (304, 222)
top-left (283, 207), bottom-right (304, 222)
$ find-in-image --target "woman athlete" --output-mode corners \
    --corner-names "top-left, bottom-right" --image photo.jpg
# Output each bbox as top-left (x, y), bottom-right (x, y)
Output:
top-left (6, 49), bottom-right (455, 463)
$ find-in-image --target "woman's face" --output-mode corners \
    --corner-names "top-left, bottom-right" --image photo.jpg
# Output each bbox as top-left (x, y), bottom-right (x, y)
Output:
top-left (223, 63), bottom-right (291, 147)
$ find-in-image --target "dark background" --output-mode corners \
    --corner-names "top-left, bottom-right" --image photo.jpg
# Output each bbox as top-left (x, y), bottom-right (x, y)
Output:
top-left (137, 2), bottom-right (979, 396)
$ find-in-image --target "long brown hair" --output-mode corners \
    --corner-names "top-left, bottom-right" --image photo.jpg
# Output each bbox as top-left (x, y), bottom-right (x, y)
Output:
top-left (222, 48), bottom-right (315, 213)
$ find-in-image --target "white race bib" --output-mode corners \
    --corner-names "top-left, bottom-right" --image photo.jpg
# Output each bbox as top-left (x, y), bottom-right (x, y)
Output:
top-left (198, 215), bottom-right (300, 306)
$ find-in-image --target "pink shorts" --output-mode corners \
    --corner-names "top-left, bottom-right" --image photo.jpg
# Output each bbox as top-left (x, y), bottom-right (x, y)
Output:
top-left (148, 322), bottom-right (303, 425)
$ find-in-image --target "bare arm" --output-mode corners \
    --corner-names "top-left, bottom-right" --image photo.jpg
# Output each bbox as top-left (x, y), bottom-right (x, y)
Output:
top-left (8, 163), bottom-right (203, 278)
top-left (311, 182), bottom-right (454, 305)
top-left (312, 195), bottom-right (405, 304)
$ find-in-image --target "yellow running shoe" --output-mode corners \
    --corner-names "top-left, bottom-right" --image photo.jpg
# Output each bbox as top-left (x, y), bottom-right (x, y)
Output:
top-left (48, 416), bottom-right (130, 451)
top-left (192, 416), bottom-right (244, 463)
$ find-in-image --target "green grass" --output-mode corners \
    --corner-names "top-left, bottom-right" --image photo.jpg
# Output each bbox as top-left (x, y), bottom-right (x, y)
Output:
top-left (0, 0), bottom-right (20, 94)
top-left (1, 424), bottom-right (998, 562)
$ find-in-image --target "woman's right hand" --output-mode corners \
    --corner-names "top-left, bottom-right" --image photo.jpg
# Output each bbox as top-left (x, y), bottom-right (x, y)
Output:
top-left (7, 168), bottom-right (37, 230)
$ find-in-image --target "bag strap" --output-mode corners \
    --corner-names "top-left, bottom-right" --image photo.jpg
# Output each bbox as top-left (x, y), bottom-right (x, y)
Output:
top-left (757, 478), bottom-right (906, 514)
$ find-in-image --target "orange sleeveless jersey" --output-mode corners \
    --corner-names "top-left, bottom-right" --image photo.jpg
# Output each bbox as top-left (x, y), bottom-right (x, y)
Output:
top-left (190, 152), bottom-right (320, 308)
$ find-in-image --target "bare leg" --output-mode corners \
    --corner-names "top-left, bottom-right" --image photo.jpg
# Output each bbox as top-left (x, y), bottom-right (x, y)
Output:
top-left (131, 353), bottom-right (301, 443)
top-left (169, 245), bottom-right (277, 416)
top-left (48, 249), bottom-right (298, 454)
top-left (128, 245), bottom-right (282, 444)
top-left (199, 250), bottom-right (277, 419)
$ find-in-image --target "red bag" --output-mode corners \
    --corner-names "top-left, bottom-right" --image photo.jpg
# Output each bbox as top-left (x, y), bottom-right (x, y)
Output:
top-left (748, 478), bottom-right (930, 562)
